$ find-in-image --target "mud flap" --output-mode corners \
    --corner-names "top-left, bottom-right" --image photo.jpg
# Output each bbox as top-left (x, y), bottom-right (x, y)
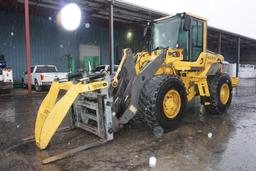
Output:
top-left (35, 80), bottom-right (108, 150)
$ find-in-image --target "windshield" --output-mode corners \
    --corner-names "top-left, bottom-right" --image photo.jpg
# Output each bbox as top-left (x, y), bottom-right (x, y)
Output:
top-left (107, 66), bottom-right (118, 72)
top-left (0, 55), bottom-right (5, 61)
top-left (152, 16), bottom-right (181, 49)
top-left (93, 65), bottom-right (118, 72)
top-left (94, 66), bottom-right (106, 72)
top-left (36, 66), bottom-right (57, 73)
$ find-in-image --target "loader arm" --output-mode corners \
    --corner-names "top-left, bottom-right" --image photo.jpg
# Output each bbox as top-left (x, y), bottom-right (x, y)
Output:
top-left (35, 80), bottom-right (108, 150)
top-left (112, 49), bottom-right (129, 88)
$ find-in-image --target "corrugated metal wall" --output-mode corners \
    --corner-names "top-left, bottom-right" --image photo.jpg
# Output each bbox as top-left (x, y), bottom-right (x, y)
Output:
top-left (0, 11), bottom-right (144, 81)
top-left (241, 47), bottom-right (256, 64)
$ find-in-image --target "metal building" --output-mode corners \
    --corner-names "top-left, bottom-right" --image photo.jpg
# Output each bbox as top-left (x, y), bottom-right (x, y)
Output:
top-left (0, 0), bottom-right (164, 81)
top-left (0, 0), bottom-right (256, 81)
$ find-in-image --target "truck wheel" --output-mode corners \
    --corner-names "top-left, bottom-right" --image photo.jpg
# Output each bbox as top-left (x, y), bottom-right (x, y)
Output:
top-left (5, 89), bottom-right (11, 94)
top-left (35, 80), bottom-right (42, 92)
top-left (205, 74), bottom-right (232, 114)
top-left (139, 75), bottom-right (187, 133)
top-left (21, 78), bottom-right (27, 88)
top-left (0, 89), bottom-right (11, 94)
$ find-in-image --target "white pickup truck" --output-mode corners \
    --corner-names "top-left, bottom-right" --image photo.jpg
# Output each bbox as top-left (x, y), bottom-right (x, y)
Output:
top-left (0, 67), bottom-right (13, 93)
top-left (22, 65), bottom-right (68, 91)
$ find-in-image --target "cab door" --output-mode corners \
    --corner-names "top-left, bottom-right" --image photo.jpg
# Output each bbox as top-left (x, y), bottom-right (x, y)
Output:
top-left (175, 16), bottom-right (206, 70)
top-left (178, 16), bottom-right (205, 63)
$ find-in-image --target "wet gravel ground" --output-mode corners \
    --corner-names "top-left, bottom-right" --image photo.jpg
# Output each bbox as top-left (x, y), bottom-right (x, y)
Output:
top-left (0, 78), bottom-right (256, 171)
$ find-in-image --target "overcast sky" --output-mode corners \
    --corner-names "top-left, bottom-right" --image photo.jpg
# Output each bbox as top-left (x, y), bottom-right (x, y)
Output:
top-left (125, 0), bottom-right (255, 39)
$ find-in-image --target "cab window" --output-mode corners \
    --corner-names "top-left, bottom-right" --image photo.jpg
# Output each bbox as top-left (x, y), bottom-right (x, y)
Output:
top-left (191, 19), bottom-right (203, 61)
top-left (178, 22), bottom-right (189, 61)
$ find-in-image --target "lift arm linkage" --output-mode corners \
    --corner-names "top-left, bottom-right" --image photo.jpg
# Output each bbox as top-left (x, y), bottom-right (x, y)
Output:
top-left (35, 80), bottom-right (108, 150)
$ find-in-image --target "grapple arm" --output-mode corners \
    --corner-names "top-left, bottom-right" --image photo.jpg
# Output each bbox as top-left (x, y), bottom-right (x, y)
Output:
top-left (35, 80), bottom-right (108, 150)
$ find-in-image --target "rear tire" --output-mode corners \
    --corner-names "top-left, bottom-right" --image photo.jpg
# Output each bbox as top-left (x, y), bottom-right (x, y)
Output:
top-left (205, 74), bottom-right (232, 114)
top-left (139, 75), bottom-right (187, 132)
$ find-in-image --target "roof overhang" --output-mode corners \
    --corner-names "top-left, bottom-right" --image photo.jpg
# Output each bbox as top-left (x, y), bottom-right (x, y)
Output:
top-left (6, 0), bottom-right (167, 26)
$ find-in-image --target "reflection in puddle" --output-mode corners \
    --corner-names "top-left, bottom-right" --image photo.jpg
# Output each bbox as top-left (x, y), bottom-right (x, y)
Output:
top-left (0, 108), bottom-right (15, 123)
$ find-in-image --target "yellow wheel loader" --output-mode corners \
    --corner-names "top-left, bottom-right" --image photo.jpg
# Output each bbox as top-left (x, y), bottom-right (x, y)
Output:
top-left (35, 13), bottom-right (239, 150)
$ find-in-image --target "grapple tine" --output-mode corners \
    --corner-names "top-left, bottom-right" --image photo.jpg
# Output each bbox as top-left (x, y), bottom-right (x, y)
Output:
top-left (35, 81), bottom-right (61, 148)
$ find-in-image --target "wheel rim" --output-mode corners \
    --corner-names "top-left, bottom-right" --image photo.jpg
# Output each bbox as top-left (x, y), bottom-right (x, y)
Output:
top-left (220, 83), bottom-right (230, 105)
top-left (163, 89), bottom-right (181, 119)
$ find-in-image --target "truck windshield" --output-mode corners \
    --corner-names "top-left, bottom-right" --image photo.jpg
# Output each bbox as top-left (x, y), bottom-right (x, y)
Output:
top-left (152, 16), bottom-right (182, 49)
top-left (93, 66), bottom-right (106, 72)
top-left (0, 55), bottom-right (5, 61)
top-left (36, 66), bottom-right (57, 73)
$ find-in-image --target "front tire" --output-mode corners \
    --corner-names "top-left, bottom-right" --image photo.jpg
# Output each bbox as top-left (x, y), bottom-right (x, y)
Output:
top-left (21, 78), bottom-right (27, 88)
top-left (34, 80), bottom-right (42, 92)
top-left (139, 75), bottom-right (187, 132)
top-left (205, 74), bottom-right (232, 114)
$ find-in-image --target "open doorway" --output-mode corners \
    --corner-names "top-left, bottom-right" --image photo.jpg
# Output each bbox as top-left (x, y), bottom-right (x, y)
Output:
top-left (79, 45), bottom-right (100, 72)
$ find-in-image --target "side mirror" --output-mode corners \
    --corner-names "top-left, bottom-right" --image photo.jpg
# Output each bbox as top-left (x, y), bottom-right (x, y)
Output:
top-left (183, 16), bottom-right (191, 31)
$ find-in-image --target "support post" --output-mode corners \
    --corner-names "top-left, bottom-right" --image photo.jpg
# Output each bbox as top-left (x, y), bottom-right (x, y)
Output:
top-left (236, 37), bottom-right (240, 77)
top-left (109, 0), bottom-right (114, 74)
top-left (25, 0), bottom-right (32, 94)
top-left (218, 32), bottom-right (222, 54)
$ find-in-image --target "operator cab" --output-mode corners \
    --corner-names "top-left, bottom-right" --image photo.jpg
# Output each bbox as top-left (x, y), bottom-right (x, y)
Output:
top-left (145, 13), bottom-right (206, 62)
